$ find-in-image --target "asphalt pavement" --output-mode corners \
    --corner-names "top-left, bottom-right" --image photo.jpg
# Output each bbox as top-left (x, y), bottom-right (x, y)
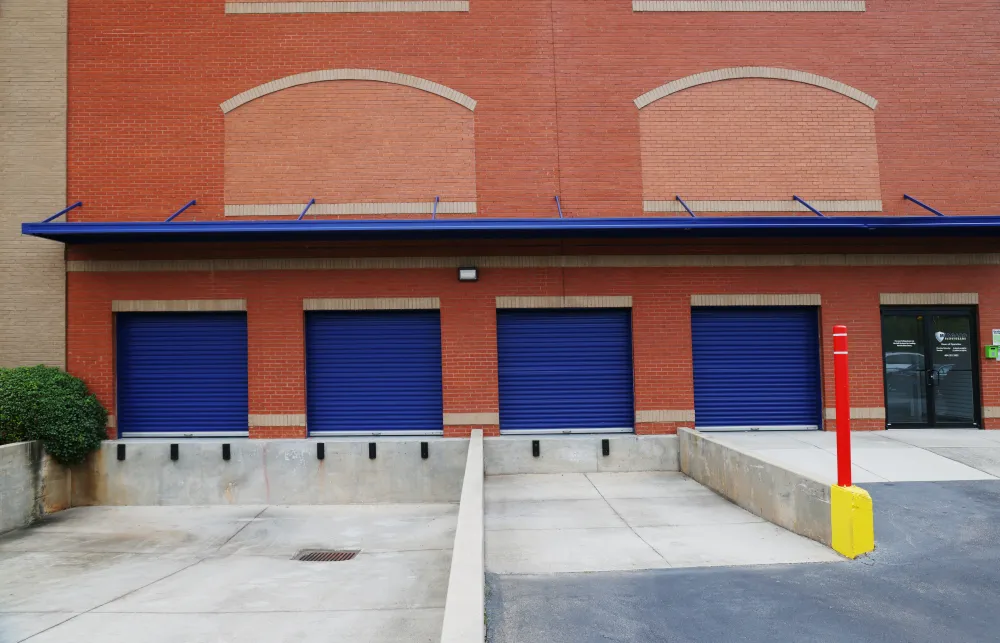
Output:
top-left (487, 480), bottom-right (1000, 643)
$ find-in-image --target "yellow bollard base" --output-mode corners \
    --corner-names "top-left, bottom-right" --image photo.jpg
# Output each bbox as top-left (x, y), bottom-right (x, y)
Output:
top-left (830, 484), bottom-right (875, 559)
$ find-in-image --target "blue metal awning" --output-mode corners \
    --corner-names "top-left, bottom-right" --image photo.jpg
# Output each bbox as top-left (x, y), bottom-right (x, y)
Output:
top-left (21, 215), bottom-right (1000, 244)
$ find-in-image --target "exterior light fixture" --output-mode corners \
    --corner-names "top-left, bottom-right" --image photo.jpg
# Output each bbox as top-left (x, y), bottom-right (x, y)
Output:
top-left (458, 267), bottom-right (478, 282)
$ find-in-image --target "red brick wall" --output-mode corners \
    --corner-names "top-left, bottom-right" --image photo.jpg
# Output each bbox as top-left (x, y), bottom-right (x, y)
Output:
top-left (225, 81), bottom-right (476, 208)
top-left (69, 261), bottom-right (1000, 437)
top-left (67, 0), bottom-right (1000, 221)
top-left (639, 79), bottom-right (880, 202)
top-left (64, 2), bottom-right (1000, 436)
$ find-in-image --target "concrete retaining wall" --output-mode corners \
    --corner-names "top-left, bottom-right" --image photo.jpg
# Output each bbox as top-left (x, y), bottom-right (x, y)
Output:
top-left (679, 428), bottom-right (832, 546)
top-left (485, 435), bottom-right (678, 475)
top-left (0, 442), bottom-right (42, 533)
top-left (71, 438), bottom-right (470, 506)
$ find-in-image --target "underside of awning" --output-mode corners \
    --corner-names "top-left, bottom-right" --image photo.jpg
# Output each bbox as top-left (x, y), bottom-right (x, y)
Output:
top-left (22, 215), bottom-right (1000, 244)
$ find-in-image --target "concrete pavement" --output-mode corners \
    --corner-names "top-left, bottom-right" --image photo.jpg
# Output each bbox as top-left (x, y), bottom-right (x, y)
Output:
top-left (710, 429), bottom-right (1000, 483)
top-left (487, 479), bottom-right (1000, 643)
top-left (0, 504), bottom-right (457, 643)
top-left (485, 472), bottom-right (840, 574)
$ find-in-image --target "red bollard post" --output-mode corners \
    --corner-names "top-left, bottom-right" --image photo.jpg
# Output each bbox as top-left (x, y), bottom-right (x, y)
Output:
top-left (833, 325), bottom-right (852, 487)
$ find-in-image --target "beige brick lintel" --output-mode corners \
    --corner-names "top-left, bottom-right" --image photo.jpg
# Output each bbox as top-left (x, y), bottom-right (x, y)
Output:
top-left (304, 298), bottom-right (440, 311)
top-left (226, 2), bottom-right (470, 15)
top-left (112, 299), bottom-right (247, 313)
top-left (66, 253), bottom-right (1000, 273)
top-left (248, 414), bottom-right (307, 427)
top-left (633, 1), bottom-right (866, 12)
top-left (444, 412), bottom-right (499, 426)
top-left (225, 202), bottom-right (477, 217)
top-left (880, 293), bottom-right (979, 306)
top-left (106, 415), bottom-right (117, 429)
top-left (982, 407), bottom-right (1000, 419)
top-left (636, 410), bottom-right (695, 423)
top-left (496, 296), bottom-right (633, 309)
top-left (692, 294), bottom-right (821, 306)
top-left (824, 407), bottom-right (886, 420)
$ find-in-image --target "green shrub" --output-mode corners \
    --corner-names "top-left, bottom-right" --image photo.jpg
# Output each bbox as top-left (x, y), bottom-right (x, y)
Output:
top-left (0, 365), bottom-right (107, 465)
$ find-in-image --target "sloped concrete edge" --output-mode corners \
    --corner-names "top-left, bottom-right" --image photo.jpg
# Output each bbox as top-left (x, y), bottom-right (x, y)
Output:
top-left (441, 430), bottom-right (485, 643)
top-left (0, 441), bottom-right (75, 533)
top-left (679, 428), bottom-right (833, 546)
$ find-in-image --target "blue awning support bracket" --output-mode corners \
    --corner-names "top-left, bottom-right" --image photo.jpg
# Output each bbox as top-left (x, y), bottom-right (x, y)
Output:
top-left (432, 196), bottom-right (440, 220)
top-left (555, 196), bottom-right (564, 219)
top-left (43, 201), bottom-right (83, 223)
top-left (903, 194), bottom-right (947, 217)
top-left (164, 200), bottom-right (197, 223)
top-left (675, 195), bottom-right (696, 218)
top-left (792, 195), bottom-right (825, 217)
top-left (297, 198), bottom-right (316, 221)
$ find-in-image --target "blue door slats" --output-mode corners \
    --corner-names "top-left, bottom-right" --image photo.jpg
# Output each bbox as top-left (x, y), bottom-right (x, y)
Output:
top-left (691, 307), bottom-right (822, 430)
top-left (497, 309), bottom-right (634, 433)
top-left (116, 313), bottom-right (249, 437)
top-left (306, 311), bottom-right (444, 434)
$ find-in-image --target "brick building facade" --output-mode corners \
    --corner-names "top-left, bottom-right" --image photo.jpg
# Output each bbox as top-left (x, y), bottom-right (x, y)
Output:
top-left (21, 0), bottom-right (1000, 439)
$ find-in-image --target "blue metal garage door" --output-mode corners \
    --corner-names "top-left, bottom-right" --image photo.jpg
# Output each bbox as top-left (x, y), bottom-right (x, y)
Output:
top-left (497, 309), bottom-right (634, 433)
top-left (691, 307), bottom-right (822, 431)
top-left (306, 311), bottom-right (443, 435)
top-left (116, 313), bottom-right (249, 437)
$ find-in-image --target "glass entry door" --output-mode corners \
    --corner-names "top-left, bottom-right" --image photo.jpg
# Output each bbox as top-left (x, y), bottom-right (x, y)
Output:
top-left (881, 308), bottom-right (980, 428)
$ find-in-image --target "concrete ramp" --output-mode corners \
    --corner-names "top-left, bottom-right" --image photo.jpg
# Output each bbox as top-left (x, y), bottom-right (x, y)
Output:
top-left (485, 471), bottom-right (840, 574)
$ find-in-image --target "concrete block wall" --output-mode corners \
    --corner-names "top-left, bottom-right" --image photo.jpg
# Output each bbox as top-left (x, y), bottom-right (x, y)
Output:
top-left (0, 0), bottom-right (67, 368)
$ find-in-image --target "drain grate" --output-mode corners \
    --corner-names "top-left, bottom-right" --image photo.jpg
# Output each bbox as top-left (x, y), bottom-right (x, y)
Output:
top-left (293, 549), bottom-right (360, 562)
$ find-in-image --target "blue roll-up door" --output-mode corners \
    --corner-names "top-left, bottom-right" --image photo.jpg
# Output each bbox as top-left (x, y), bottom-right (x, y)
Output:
top-left (306, 311), bottom-right (443, 435)
top-left (691, 307), bottom-right (822, 431)
top-left (116, 313), bottom-right (249, 437)
top-left (497, 309), bottom-right (634, 433)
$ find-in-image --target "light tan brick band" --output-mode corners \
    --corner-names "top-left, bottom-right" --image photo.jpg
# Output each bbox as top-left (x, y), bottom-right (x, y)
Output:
top-left (692, 294), bottom-right (821, 306)
top-left (68, 253), bottom-right (1000, 273)
top-left (633, 1), bottom-right (865, 11)
top-left (444, 412), bottom-right (499, 426)
top-left (824, 407), bottom-right (886, 420)
top-left (635, 67), bottom-right (877, 110)
top-left (636, 410), bottom-right (695, 423)
top-left (880, 293), bottom-right (979, 305)
top-left (221, 69), bottom-right (476, 113)
top-left (496, 296), bottom-right (633, 309)
top-left (304, 297), bottom-right (440, 311)
top-left (225, 202), bottom-right (477, 217)
top-left (111, 299), bottom-right (248, 312)
top-left (106, 415), bottom-right (117, 429)
top-left (644, 199), bottom-right (882, 213)
top-left (983, 407), bottom-right (1000, 419)
top-left (248, 414), bottom-right (307, 427)
top-left (226, 1), bottom-right (469, 14)
top-left (0, 0), bottom-right (67, 369)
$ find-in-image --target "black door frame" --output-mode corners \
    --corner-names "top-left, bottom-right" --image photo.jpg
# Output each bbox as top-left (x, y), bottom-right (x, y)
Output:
top-left (880, 306), bottom-right (982, 429)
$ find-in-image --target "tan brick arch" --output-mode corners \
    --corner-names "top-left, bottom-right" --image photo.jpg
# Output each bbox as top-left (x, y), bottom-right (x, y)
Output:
top-left (634, 67), bottom-right (877, 110)
top-left (636, 69), bottom-right (881, 212)
top-left (223, 71), bottom-right (477, 215)
top-left (221, 69), bottom-right (477, 114)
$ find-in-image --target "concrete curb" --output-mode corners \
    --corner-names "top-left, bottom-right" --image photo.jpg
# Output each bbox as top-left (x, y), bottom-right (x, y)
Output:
top-left (679, 428), bottom-right (835, 546)
top-left (440, 430), bottom-right (484, 643)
